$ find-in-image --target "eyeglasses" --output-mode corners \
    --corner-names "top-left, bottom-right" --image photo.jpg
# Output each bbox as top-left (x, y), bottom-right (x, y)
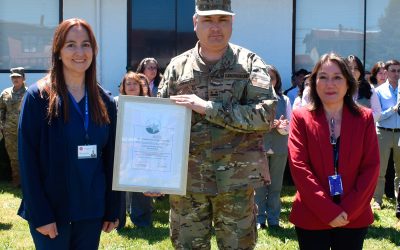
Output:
top-left (145, 66), bottom-right (157, 71)
top-left (388, 69), bottom-right (400, 73)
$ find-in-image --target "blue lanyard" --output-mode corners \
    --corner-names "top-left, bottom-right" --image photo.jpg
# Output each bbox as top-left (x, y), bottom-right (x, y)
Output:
top-left (333, 141), bottom-right (339, 175)
top-left (69, 90), bottom-right (89, 144)
top-left (329, 118), bottom-right (339, 174)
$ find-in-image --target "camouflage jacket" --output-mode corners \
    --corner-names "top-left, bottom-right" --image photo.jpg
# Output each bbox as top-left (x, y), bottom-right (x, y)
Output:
top-left (0, 85), bottom-right (27, 138)
top-left (159, 42), bottom-right (276, 194)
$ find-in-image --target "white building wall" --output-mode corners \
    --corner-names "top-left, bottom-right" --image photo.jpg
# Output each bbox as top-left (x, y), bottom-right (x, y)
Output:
top-left (231, 0), bottom-right (293, 89)
top-left (64, 0), bottom-right (127, 94)
top-left (100, 0), bottom-right (127, 94)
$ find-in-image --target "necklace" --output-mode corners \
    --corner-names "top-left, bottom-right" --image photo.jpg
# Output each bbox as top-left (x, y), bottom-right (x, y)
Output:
top-left (324, 107), bottom-right (342, 145)
top-left (329, 117), bottom-right (336, 145)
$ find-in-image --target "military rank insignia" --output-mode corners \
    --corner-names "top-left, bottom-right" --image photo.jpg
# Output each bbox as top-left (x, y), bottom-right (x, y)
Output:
top-left (250, 72), bottom-right (270, 89)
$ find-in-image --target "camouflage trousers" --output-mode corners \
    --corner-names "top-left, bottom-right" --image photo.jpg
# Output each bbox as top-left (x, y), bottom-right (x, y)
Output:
top-left (169, 188), bottom-right (257, 250)
top-left (4, 133), bottom-right (19, 187)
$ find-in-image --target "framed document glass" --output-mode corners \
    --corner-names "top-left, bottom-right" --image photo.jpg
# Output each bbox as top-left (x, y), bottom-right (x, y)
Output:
top-left (112, 96), bottom-right (191, 195)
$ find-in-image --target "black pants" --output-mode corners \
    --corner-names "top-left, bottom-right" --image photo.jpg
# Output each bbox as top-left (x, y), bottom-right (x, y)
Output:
top-left (397, 183), bottom-right (400, 218)
top-left (385, 150), bottom-right (395, 198)
top-left (29, 218), bottom-right (102, 250)
top-left (117, 191), bottom-right (153, 230)
top-left (295, 226), bottom-right (368, 250)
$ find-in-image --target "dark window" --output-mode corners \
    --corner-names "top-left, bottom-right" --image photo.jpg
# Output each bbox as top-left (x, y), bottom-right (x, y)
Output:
top-left (294, 0), bottom-right (364, 72)
top-left (0, 0), bottom-right (62, 72)
top-left (294, 0), bottom-right (400, 73)
top-left (128, 0), bottom-right (197, 72)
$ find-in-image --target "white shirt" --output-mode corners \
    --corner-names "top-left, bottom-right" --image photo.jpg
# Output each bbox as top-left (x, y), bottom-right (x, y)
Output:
top-left (369, 89), bottom-right (382, 123)
top-left (292, 86), bottom-right (311, 111)
top-left (354, 87), bottom-right (381, 123)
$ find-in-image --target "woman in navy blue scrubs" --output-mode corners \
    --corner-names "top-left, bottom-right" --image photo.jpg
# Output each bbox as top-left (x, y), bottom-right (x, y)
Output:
top-left (18, 18), bottom-right (120, 249)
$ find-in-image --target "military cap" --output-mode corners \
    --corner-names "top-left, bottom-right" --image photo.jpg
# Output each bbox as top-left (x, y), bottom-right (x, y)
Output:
top-left (9, 67), bottom-right (25, 78)
top-left (195, 0), bottom-right (235, 16)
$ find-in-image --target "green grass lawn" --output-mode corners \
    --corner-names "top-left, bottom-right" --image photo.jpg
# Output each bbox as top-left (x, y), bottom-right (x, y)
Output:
top-left (0, 181), bottom-right (399, 249)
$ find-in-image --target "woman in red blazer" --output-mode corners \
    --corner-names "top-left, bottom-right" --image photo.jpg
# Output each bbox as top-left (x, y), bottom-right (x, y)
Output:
top-left (288, 53), bottom-right (379, 250)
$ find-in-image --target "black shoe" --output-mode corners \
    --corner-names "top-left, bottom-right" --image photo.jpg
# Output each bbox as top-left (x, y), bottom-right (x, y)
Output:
top-left (268, 224), bottom-right (281, 229)
top-left (256, 223), bottom-right (267, 229)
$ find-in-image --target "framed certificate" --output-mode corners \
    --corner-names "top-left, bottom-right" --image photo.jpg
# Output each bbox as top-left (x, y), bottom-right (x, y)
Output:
top-left (112, 96), bottom-right (191, 195)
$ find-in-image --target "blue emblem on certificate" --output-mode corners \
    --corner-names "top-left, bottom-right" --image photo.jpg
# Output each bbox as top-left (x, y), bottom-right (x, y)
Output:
top-left (145, 119), bottom-right (161, 134)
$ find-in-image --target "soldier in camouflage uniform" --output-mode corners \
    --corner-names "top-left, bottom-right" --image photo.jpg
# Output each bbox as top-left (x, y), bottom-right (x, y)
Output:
top-left (158, 1), bottom-right (276, 249)
top-left (0, 67), bottom-right (27, 187)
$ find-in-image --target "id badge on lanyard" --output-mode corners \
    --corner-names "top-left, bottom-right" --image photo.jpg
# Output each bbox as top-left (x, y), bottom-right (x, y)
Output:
top-left (329, 119), bottom-right (343, 197)
top-left (78, 145), bottom-right (97, 159)
top-left (69, 90), bottom-right (97, 159)
top-left (328, 174), bottom-right (343, 196)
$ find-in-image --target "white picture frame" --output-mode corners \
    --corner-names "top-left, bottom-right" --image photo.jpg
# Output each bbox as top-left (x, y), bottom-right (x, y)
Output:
top-left (112, 96), bottom-right (191, 195)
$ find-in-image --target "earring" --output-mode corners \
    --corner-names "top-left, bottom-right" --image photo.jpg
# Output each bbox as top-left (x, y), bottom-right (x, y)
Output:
top-left (58, 56), bottom-right (61, 60)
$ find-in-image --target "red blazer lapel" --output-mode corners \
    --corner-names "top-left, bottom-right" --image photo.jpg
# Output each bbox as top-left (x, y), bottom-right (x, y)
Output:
top-left (313, 108), bottom-right (335, 177)
top-left (338, 106), bottom-right (355, 176)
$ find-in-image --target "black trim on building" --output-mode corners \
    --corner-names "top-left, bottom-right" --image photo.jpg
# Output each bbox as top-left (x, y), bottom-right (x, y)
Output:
top-left (362, 0), bottom-right (367, 69)
top-left (126, 0), bottom-right (133, 72)
top-left (292, 0), bottom-right (296, 75)
top-left (59, 0), bottom-right (64, 24)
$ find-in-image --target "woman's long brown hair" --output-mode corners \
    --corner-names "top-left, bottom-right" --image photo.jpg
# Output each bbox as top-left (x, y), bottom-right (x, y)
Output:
top-left (41, 18), bottom-right (109, 125)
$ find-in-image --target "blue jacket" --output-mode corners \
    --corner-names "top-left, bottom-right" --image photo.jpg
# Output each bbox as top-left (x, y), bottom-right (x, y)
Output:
top-left (17, 83), bottom-right (121, 228)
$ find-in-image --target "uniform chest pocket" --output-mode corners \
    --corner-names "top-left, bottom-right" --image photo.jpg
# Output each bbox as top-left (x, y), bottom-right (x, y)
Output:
top-left (176, 79), bottom-right (196, 95)
top-left (8, 98), bottom-right (22, 110)
top-left (208, 78), bottom-right (247, 103)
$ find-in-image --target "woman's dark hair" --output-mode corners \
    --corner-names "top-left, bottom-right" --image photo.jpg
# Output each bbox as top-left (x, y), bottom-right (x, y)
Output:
top-left (346, 55), bottom-right (372, 100)
top-left (40, 18), bottom-right (109, 125)
top-left (137, 73), bottom-right (151, 97)
top-left (267, 65), bottom-right (283, 96)
top-left (309, 53), bottom-right (360, 115)
top-left (370, 61), bottom-right (385, 85)
top-left (136, 58), bottom-right (162, 87)
top-left (297, 74), bottom-right (311, 98)
top-left (119, 71), bottom-right (146, 96)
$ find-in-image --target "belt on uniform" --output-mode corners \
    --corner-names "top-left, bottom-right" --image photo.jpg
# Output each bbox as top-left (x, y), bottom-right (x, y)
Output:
top-left (377, 126), bottom-right (400, 132)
